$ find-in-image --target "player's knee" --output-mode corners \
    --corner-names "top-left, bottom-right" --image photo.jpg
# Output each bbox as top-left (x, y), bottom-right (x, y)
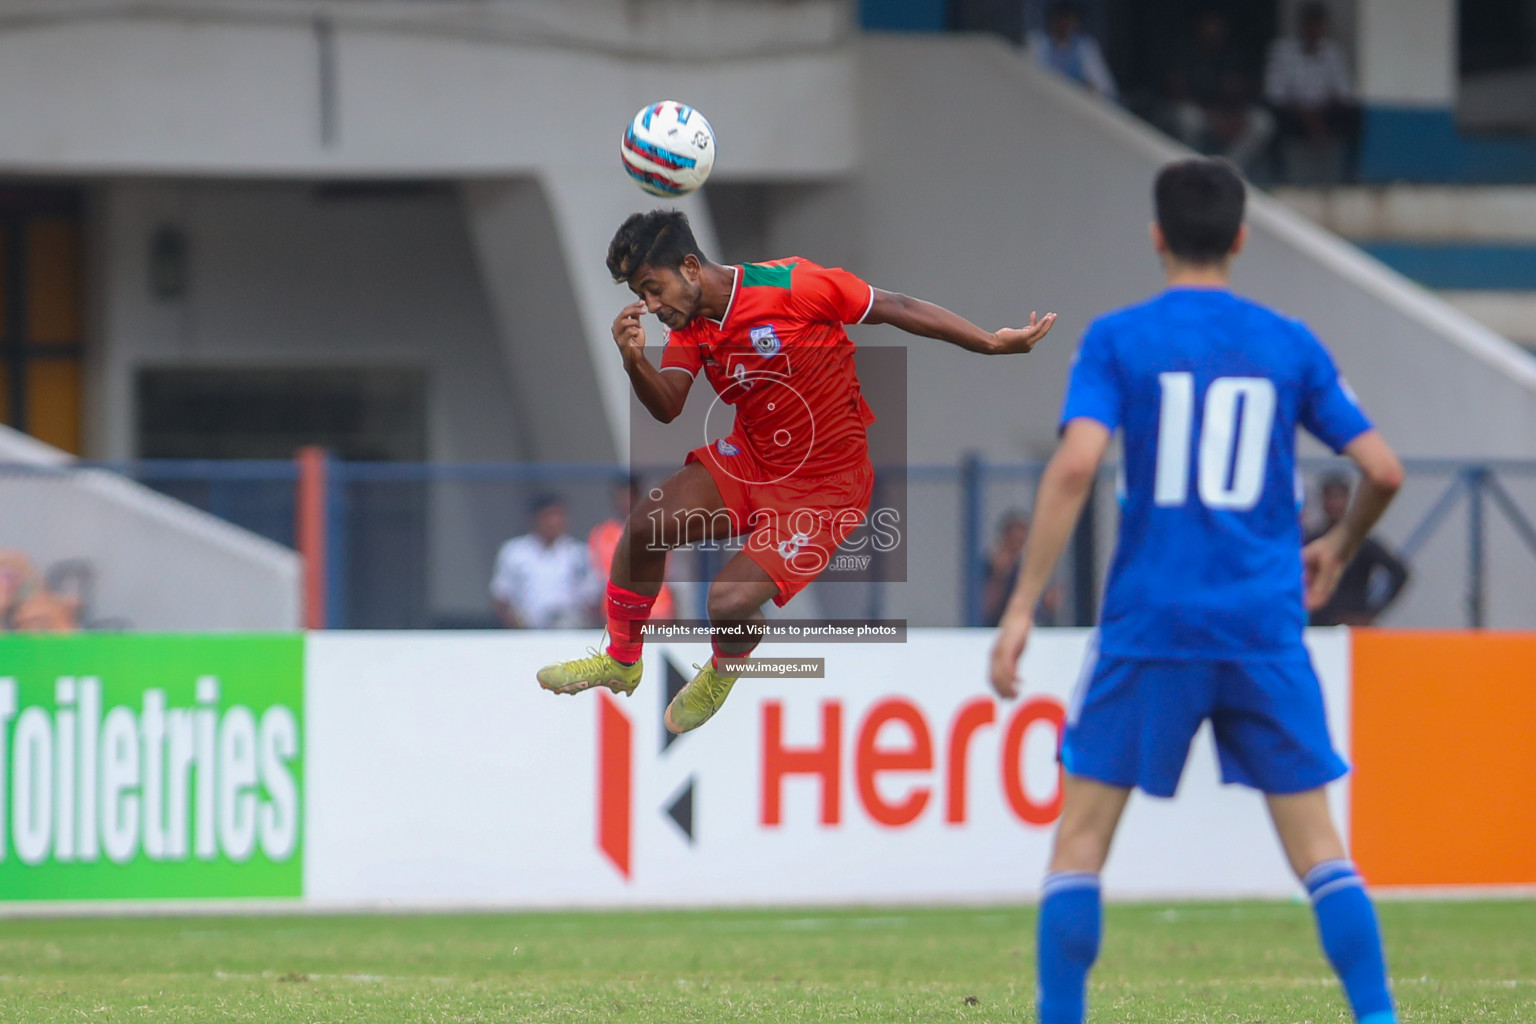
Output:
top-left (624, 505), bottom-right (672, 553)
top-left (1266, 790), bottom-right (1347, 880)
top-left (706, 581), bottom-right (757, 623)
top-left (1287, 838), bottom-right (1349, 881)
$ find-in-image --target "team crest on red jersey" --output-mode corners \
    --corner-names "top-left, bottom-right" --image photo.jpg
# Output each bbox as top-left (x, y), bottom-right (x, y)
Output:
top-left (750, 325), bottom-right (782, 357)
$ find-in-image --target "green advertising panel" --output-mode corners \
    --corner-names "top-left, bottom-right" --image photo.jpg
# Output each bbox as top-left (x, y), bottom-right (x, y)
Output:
top-left (0, 634), bottom-right (303, 901)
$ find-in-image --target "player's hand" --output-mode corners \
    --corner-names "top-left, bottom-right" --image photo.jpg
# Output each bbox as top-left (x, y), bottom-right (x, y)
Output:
top-left (992, 312), bottom-right (1057, 354)
top-left (1302, 532), bottom-right (1348, 611)
top-left (988, 611), bottom-right (1033, 699)
top-left (612, 302), bottom-right (648, 365)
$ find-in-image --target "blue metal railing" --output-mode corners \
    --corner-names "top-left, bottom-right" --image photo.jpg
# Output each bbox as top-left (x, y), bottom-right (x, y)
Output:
top-left (6, 455), bottom-right (1534, 629)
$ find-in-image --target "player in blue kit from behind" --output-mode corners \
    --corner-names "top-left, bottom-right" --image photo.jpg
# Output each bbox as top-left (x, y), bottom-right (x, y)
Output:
top-left (990, 157), bottom-right (1404, 1024)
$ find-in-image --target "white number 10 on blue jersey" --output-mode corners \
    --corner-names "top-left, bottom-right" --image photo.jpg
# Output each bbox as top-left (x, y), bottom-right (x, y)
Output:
top-left (1154, 373), bottom-right (1277, 510)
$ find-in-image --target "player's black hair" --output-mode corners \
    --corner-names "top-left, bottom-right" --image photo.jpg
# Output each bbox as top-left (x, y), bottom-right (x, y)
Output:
top-left (1299, 1), bottom-right (1329, 25)
top-left (606, 209), bottom-right (707, 283)
top-left (529, 492), bottom-right (564, 516)
top-left (1319, 472), bottom-right (1352, 495)
top-left (1154, 157), bottom-right (1246, 265)
top-left (998, 508), bottom-right (1030, 531)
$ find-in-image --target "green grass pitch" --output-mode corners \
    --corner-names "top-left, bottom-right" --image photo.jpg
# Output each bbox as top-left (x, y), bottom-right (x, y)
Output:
top-left (1, 900), bottom-right (1532, 1022)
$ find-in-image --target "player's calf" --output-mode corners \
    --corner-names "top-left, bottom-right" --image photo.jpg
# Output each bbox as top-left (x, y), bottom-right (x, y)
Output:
top-left (1035, 775), bottom-right (1129, 1024)
top-left (1048, 774), bottom-right (1131, 873)
top-left (1268, 790), bottom-right (1397, 1024)
top-left (703, 570), bottom-right (775, 661)
top-left (604, 581), bottom-right (658, 666)
top-left (1037, 871), bottom-right (1102, 1024)
top-left (705, 577), bottom-right (770, 631)
top-left (1305, 859), bottom-right (1397, 1024)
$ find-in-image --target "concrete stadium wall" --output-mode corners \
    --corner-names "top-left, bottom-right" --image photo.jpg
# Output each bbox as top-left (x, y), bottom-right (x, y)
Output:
top-left (90, 179), bottom-right (528, 621)
top-left (0, 428), bottom-right (299, 630)
top-left (828, 36), bottom-right (1536, 628)
top-left (88, 176), bottom-right (726, 624)
top-left (90, 179), bottom-right (522, 465)
top-left (6, 8), bottom-right (1533, 626)
top-left (462, 174), bottom-right (725, 462)
top-left (842, 35), bottom-right (1536, 464)
top-left (3, 8), bottom-right (1528, 463)
top-left (0, 1), bottom-right (855, 178)
top-left (28, 7), bottom-right (1534, 467)
top-left (14, 0), bottom-right (850, 465)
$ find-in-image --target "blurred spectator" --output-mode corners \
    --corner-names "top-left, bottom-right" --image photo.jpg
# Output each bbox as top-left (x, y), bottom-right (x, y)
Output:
top-left (0, 550), bottom-right (35, 620)
top-left (0, 549), bottom-right (80, 632)
top-left (13, 590), bottom-right (80, 632)
top-left (1306, 474), bottom-right (1410, 626)
top-left (1027, 3), bottom-right (1118, 100)
top-left (1264, 1), bottom-right (1361, 183)
top-left (982, 510), bottom-right (1063, 627)
top-left (1162, 10), bottom-right (1275, 175)
top-left (490, 494), bottom-right (601, 629)
top-left (589, 475), bottom-right (675, 620)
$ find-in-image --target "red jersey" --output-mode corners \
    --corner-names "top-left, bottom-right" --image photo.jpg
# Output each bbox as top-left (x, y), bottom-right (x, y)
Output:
top-left (660, 258), bottom-right (877, 476)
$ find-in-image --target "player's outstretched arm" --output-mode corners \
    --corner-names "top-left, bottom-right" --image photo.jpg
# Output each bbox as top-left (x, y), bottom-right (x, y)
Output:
top-left (613, 301), bottom-right (692, 423)
top-left (1302, 429), bottom-right (1404, 611)
top-left (865, 289), bottom-right (1056, 354)
top-left (989, 419), bottom-right (1111, 698)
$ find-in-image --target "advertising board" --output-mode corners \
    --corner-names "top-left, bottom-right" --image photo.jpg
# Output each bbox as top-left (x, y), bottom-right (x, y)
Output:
top-left (0, 635), bottom-right (302, 901)
top-left (303, 630), bottom-right (1351, 905)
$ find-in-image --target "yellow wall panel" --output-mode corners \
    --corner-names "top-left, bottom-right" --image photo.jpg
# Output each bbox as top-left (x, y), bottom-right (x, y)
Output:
top-left (27, 359), bottom-right (80, 453)
top-left (27, 218), bottom-right (83, 345)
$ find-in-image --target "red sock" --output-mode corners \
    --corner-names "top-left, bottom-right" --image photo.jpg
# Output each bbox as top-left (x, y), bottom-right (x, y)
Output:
top-left (711, 634), bottom-right (758, 670)
top-left (605, 582), bottom-right (657, 664)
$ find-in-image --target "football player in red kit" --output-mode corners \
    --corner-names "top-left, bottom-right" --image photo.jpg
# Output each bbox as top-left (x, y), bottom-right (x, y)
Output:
top-left (538, 209), bottom-right (1055, 733)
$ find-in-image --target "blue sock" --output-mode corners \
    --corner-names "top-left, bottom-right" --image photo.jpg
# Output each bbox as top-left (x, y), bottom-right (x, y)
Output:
top-left (1037, 872), bottom-right (1102, 1024)
top-left (1305, 859), bottom-right (1397, 1024)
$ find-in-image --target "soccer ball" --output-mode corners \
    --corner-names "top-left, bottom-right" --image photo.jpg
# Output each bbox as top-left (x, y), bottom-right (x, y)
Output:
top-left (621, 101), bottom-right (716, 197)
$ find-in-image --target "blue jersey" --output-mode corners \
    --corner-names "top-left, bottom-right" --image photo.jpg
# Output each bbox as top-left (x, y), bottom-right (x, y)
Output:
top-left (1061, 287), bottom-right (1372, 659)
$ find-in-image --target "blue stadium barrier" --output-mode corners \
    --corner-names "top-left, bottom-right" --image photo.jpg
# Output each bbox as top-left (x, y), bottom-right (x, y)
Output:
top-left (2, 456), bottom-right (1529, 630)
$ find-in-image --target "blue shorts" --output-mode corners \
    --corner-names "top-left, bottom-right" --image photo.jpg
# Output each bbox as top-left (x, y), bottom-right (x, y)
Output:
top-left (1060, 645), bottom-right (1348, 798)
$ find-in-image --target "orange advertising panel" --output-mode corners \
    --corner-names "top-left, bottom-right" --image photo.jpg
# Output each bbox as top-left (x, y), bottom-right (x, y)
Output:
top-left (1351, 631), bottom-right (1536, 887)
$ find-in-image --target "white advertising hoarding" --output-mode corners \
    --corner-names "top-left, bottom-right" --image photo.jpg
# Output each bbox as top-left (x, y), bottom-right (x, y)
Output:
top-left (303, 629), bottom-right (1351, 907)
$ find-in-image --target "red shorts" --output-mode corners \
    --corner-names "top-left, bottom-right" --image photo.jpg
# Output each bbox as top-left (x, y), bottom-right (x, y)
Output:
top-left (686, 436), bottom-right (875, 607)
